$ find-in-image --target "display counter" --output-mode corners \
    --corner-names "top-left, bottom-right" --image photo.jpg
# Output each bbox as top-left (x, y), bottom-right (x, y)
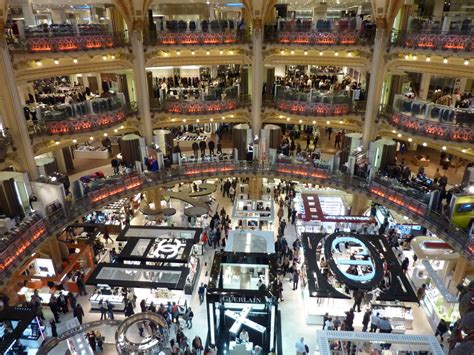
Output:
top-left (17, 287), bottom-right (69, 305)
top-left (89, 293), bottom-right (125, 311)
top-left (229, 341), bottom-right (253, 355)
top-left (143, 289), bottom-right (185, 308)
top-left (372, 303), bottom-right (413, 333)
top-left (184, 256), bottom-right (200, 295)
top-left (74, 146), bottom-right (110, 160)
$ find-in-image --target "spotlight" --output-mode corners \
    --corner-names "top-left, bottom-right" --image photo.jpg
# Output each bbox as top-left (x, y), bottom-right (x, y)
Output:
top-left (408, 138), bottom-right (413, 142)
top-left (319, 51), bottom-right (323, 56)
top-left (404, 54), bottom-right (409, 60)
top-left (442, 146), bottom-right (446, 150)
top-left (397, 133), bottom-right (402, 138)
top-left (89, 136), bottom-right (94, 141)
top-left (326, 121), bottom-right (330, 124)
top-left (191, 50), bottom-right (195, 55)
top-left (347, 52), bottom-right (353, 57)
top-left (104, 133), bottom-right (108, 137)
top-left (290, 50), bottom-right (295, 55)
top-left (55, 141), bottom-right (59, 145)
top-left (422, 142), bottom-right (427, 147)
top-left (280, 49), bottom-right (285, 55)
top-left (102, 55), bottom-right (107, 60)
top-left (304, 50), bottom-right (308, 55)
top-left (73, 58), bottom-right (78, 64)
top-left (426, 57), bottom-right (431, 62)
top-left (334, 51), bottom-right (339, 56)
top-left (464, 59), bottom-right (470, 65)
top-left (443, 58), bottom-right (448, 64)
top-left (206, 50), bottom-right (210, 55)
top-left (219, 50), bottom-right (223, 55)
top-left (111, 55), bottom-right (116, 59)
top-left (72, 139), bottom-right (77, 143)
top-left (176, 50), bottom-right (181, 55)
top-left (54, 59), bottom-right (59, 65)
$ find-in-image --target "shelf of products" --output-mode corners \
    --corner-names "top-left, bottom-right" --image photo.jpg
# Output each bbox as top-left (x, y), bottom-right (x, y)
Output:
top-left (89, 292), bottom-right (125, 312)
top-left (184, 256), bottom-right (200, 295)
top-left (74, 145), bottom-right (110, 160)
top-left (372, 303), bottom-right (414, 333)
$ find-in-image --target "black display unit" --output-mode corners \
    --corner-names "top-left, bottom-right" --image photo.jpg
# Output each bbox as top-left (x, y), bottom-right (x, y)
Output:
top-left (302, 232), bottom-right (418, 303)
top-left (206, 252), bottom-right (281, 355)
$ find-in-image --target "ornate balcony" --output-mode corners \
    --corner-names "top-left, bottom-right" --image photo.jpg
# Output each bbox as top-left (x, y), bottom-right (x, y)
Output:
top-left (8, 32), bottom-right (128, 53)
top-left (147, 30), bottom-right (247, 46)
top-left (389, 95), bottom-right (474, 143)
top-left (264, 20), bottom-right (375, 46)
top-left (391, 31), bottom-right (473, 52)
top-left (152, 97), bottom-right (249, 116)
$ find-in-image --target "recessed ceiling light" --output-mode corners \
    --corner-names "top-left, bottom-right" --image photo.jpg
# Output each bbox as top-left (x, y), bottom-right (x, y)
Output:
top-left (442, 146), bottom-right (447, 150)
top-left (54, 59), bottom-right (59, 65)
top-left (426, 57), bottom-right (431, 62)
top-left (464, 59), bottom-right (470, 65)
top-left (422, 142), bottom-right (427, 147)
top-left (443, 58), bottom-right (448, 64)
top-left (73, 58), bottom-right (78, 63)
top-left (304, 50), bottom-right (308, 55)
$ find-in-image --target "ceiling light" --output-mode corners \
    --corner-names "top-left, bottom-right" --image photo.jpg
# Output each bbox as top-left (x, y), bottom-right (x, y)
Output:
top-left (230, 115), bottom-right (234, 118)
top-left (176, 50), bottom-right (181, 55)
top-left (442, 146), bottom-right (447, 150)
top-left (120, 125), bottom-right (124, 129)
top-left (334, 51), bottom-right (339, 56)
top-left (347, 52), bottom-right (353, 57)
top-left (286, 118), bottom-right (290, 121)
top-left (280, 49), bottom-right (285, 55)
top-left (312, 120), bottom-right (316, 124)
top-left (426, 57), bottom-right (431, 62)
top-left (326, 121), bottom-right (330, 124)
top-left (73, 58), bottom-right (78, 64)
top-left (54, 59), bottom-right (59, 65)
top-left (462, 149), bottom-right (466, 153)
top-left (422, 142), bottom-right (427, 147)
top-left (191, 50), bottom-right (195, 55)
top-left (196, 119), bottom-right (200, 123)
top-left (392, 130), bottom-right (397, 133)
top-left (464, 59), bottom-right (470, 65)
top-left (103, 133), bottom-right (108, 137)
top-left (72, 139), bottom-right (77, 143)
top-left (219, 50), bottom-right (223, 55)
top-left (183, 119), bottom-right (187, 123)
top-left (114, 129), bottom-right (118, 133)
top-left (89, 136), bottom-right (94, 141)
top-left (55, 141), bottom-right (59, 145)
top-left (206, 50), bottom-right (210, 55)
top-left (412, 55), bottom-right (417, 60)
top-left (210, 118), bottom-right (214, 122)
top-left (111, 55), bottom-right (115, 59)
top-left (319, 51), bottom-right (323, 56)
top-left (397, 133), bottom-right (402, 138)
top-left (279, 115), bottom-right (283, 119)
top-left (102, 55), bottom-right (107, 60)
top-left (290, 50), bottom-right (295, 55)
top-left (304, 50), bottom-right (308, 55)
top-left (408, 138), bottom-right (413, 142)
top-left (222, 117), bottom-right (225, 120)
top-left (229, 50), bottom-right (234, 55)
top-left (299, 119), bottom-right (302, 123)
top-left (339, 120), bottom-right (343, 124)
top-left (35, 60), bottom-right (42, 66)
top-left (443, 58), bottom-right (448, 64)
top-left (404, 54), bottom-right (409, 60)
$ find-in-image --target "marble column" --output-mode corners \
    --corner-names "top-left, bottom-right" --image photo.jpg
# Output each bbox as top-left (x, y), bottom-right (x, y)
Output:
top-left (362, 24), bottom-right (389, 149)
top-left (351, 192), bottom-right (369, 215)
top-left (0, 44), bottom-right (38, 179)
top-left (419, 73), bottom-right (431, 100)
top-left (131, 31), bottom-right (153, 144)
top-left (248, 177), bottom-right (263, 200)
top-left (251, 26), bottom-right (263, 133)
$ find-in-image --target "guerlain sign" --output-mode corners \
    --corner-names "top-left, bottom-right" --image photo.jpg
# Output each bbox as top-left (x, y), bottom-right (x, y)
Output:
top-left (220, 295), bottom-right (264, 304)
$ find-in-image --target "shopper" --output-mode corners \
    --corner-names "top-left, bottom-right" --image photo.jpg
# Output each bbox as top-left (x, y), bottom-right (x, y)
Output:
top-left (87, 331), bottom-right (96, 351)
top-left (333, 317), bottom-right (341, 330)
top-left (345, 308), bottom-right (355, 331)
top-left (353, 289), bottom-right (363, 312)
top-left (295, 337), bottom-right (306, 355)
top-left (76, 273), bottom-right (87, 296)
top-left (50, 319), bottom-right (58, 337)
top-left (277, 280), bottom-right (284, 302)
top-left (198, 283), bottom-right (206, 305)
top-left (417, 284), bottom-right (427, 305)
top-left (435, 319), bottom-right (449, 342)
top-left (58, 293), bottom-right (69, 314)
top-left (170, 339), bottom-right (180, 355)
top-left (106, 300), bottom-right (115, 320)
top-left (125, 301), bottom-right (135, 317)
top-left (378, 317), bottom-right (392, 333)
top-left (140, 299), bottom-right (147, 313)
top-left (362, 309), bottom-right (371, 332)
top-left (68, 292), bottom-right (77, 310)
top-left (185, 307), bottom-right (194, 329)
top-left (103, 230), bottom-right (111, 244)
top-left (127, 289), bottom-right (136, 308)
top-left (292, 269), bottom-right (299, 290)
top-left (99, 299), bottom-right (107, 320)
top-left (401, 257), bottom-right (410, 273)
top-left (192, 335), bottom-right (203, 354)
top-left (95, 331), bottom-right (104, 351)
top-left (73, 304), bottom-right (85, 324)
top-left (370, 312), bottom-right (380, 332)
top-left (229, 185), bottom-right (235, 202)
top-left (324, 317), bottom-right (334, 330)
top-left (49, 296), bottom-right (60, 323)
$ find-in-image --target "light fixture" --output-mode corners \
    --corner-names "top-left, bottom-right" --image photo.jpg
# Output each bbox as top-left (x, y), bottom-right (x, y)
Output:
top-left (299, 119), bottom-right (302, 123)
top-left (442, 146), bottom-right (447, 150)
top-left (176, 50), bottom-right (181, 55)
top-left (347, 52), bottom-right (353, 57)
top-left (111, 55), bottom-right (115, 59)
top-left (413, 55), bottom-right (417, 60)
top-left (114, 129), bottom-right (118, 133)
top-left (339, 120), bottom-right (343, 124)
top-left (206, 50), bottom-right (210, 55)
top-left (326, 121), bottom-right (330, 124)
top-left (290, 50), bottom-right (295, 55)
top-left (462, 149), bottom-right (466, 153)
top-left (422, 142), bottom-right (427, 147)
top-left (468, 186), bottom-right (474, 194)
top-left (72, 139), bottom-right (77, 143)
top-left (319, 51), bottom-right (323, 56)
top-left (392, 130), bottom-right (397, 134)
top-left (120, 125), bottom-right (124, 129)
top-left (334, 51), bottom-right (339, 56)
top-left (426, 56), bottom-right (431, 62)
top-left (404, 54), bottom-right (409, 60)
top-left (229, 50), bottom-right (234, 55)
top-left (89, 136), bottom-right (94, 141)
top-left (286, 118), bottom-right (290, 122)
top-left (210, 118), bottom-right (214, 122)
top-left (304, 50), bottom-right (308, 55)
top-left (35, 60), bottom-right (42, 66)
top-left (220, 50), bottom-right (223, 55)
top-left (102, 55), bottom-right (107, 60)
top-left (464, 59), bottom-right (470, 66)
top-left (397, 133), bottom-right (402, 138)
top-left (73, 58), bottom-right (78, 63)
top-left (230, 115), bottom-right (234, 118)
top-left (280, 49), bottom-right (285, 55)
top-left (55, 141), bottom-right (59, 145)
top-left (103, 133), bottom-right (108, 137)
top-left (312, 120), bottom-right (316, 124)
top-left (196, 119), bottom-right (200, 123)
top-left (171, 118), bottom-right (176, 122)
top-left (54, 59), bottom-right (59, 65)
top-left (443, 58), bottom-right (448, 64)
top-left (183, 119), bottom-right (187, 123)
top-left (408, 138), bottom-right (413, 142)
top-left (191, 50), bottom-right (195, 55)
top-left (222, 117), bottom-right (225, 120)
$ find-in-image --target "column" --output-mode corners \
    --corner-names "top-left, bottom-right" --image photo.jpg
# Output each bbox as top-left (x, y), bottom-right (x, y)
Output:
top-left (42, 238), bottom-right (63, 268)
top-left (350, 192), bottom-right (369, 215)
top-left (251, 25), bottom-right (263, 134)
top-left (362, 22), bottom-right (389, 149)
top-left (449, 257), bottom-right (470, 294)
top-left (397, 4), bottom-right (413, 32)
top-left (248, 177), bottom-right (263, 200)
top-left (146, 187), bottom-right (163, 209)
top-left (131, 31), bottom-right (153, 144)
top-left (419, 73), bottom-right (431, 100)
top-left (21, 0), bottom-right (36, 27)
top-left (0, 45), bottom-right (38, 179)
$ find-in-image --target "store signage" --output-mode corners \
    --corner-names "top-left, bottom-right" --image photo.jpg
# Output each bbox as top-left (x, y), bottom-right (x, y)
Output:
top-left (220, 295), bottom-right (264, 304)
top-left (148, 239), bottom-right (185, 259)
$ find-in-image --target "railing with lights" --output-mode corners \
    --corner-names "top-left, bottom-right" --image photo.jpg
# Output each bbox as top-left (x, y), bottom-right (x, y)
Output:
top-left (146, 29), bottom-right (248, 46)
top-left (264, 21), bottom-right (375, 46)
top-left (1, 160), bottom-right (471, 278)
top-left (388, 95), bottom-right (474, 143)
top-left (391, 30), bottom-right (473, 52)
top-left (8, 32), bottom-right (128, 53)
top-left (152, 96), bottom-right (250, 115)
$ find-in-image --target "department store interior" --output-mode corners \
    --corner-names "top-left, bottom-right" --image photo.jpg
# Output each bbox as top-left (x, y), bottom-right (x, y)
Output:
top-left (0, 0), bottom-right (474, 354)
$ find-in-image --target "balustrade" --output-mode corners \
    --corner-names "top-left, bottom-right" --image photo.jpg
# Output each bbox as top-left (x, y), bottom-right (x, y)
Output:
top-left (392, 31), bottom-right (473, 52)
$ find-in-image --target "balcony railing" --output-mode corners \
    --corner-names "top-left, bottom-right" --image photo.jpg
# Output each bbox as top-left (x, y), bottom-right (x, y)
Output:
top-left (264, 21), bottom-right (375, 46)
top-left (389, 95), bottom-right (474, 143)
top-left (8, 32), bottom-right (128, 53)
top-left (146, 30), bottom-right (248, 46)
top-left (391, 30), bottom-right (473, 51)
top-left (1, 160), bottom-right (471, 279)
top-left (152, 96), bottom-right (249, 115)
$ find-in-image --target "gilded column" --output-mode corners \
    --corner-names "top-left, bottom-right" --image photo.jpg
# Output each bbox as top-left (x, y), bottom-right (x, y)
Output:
top-left (251, 20), bottom-right (263, 134)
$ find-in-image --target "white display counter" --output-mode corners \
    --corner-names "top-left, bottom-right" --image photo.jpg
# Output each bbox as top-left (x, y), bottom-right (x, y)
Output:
top-left (18, 287), bottom-right (69, 304)
top-left (89, 293), bottom-right (125, 311)
top-left (229, 341), bottom-right (253, 355)
top-left (74, 147), bottom-right (110, 160)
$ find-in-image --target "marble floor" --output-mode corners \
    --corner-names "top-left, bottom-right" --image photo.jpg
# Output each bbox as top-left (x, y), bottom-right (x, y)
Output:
top-left (39, 181), bottom-right (441, 355)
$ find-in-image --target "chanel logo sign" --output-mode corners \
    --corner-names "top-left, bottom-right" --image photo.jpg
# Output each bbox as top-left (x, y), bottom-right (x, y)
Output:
top-left (149, 239), bottom-right (184, 259)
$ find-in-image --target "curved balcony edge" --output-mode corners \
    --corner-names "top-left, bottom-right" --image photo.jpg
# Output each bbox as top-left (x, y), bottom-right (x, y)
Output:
top-left (1, 161), bottom-right (470, 281)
